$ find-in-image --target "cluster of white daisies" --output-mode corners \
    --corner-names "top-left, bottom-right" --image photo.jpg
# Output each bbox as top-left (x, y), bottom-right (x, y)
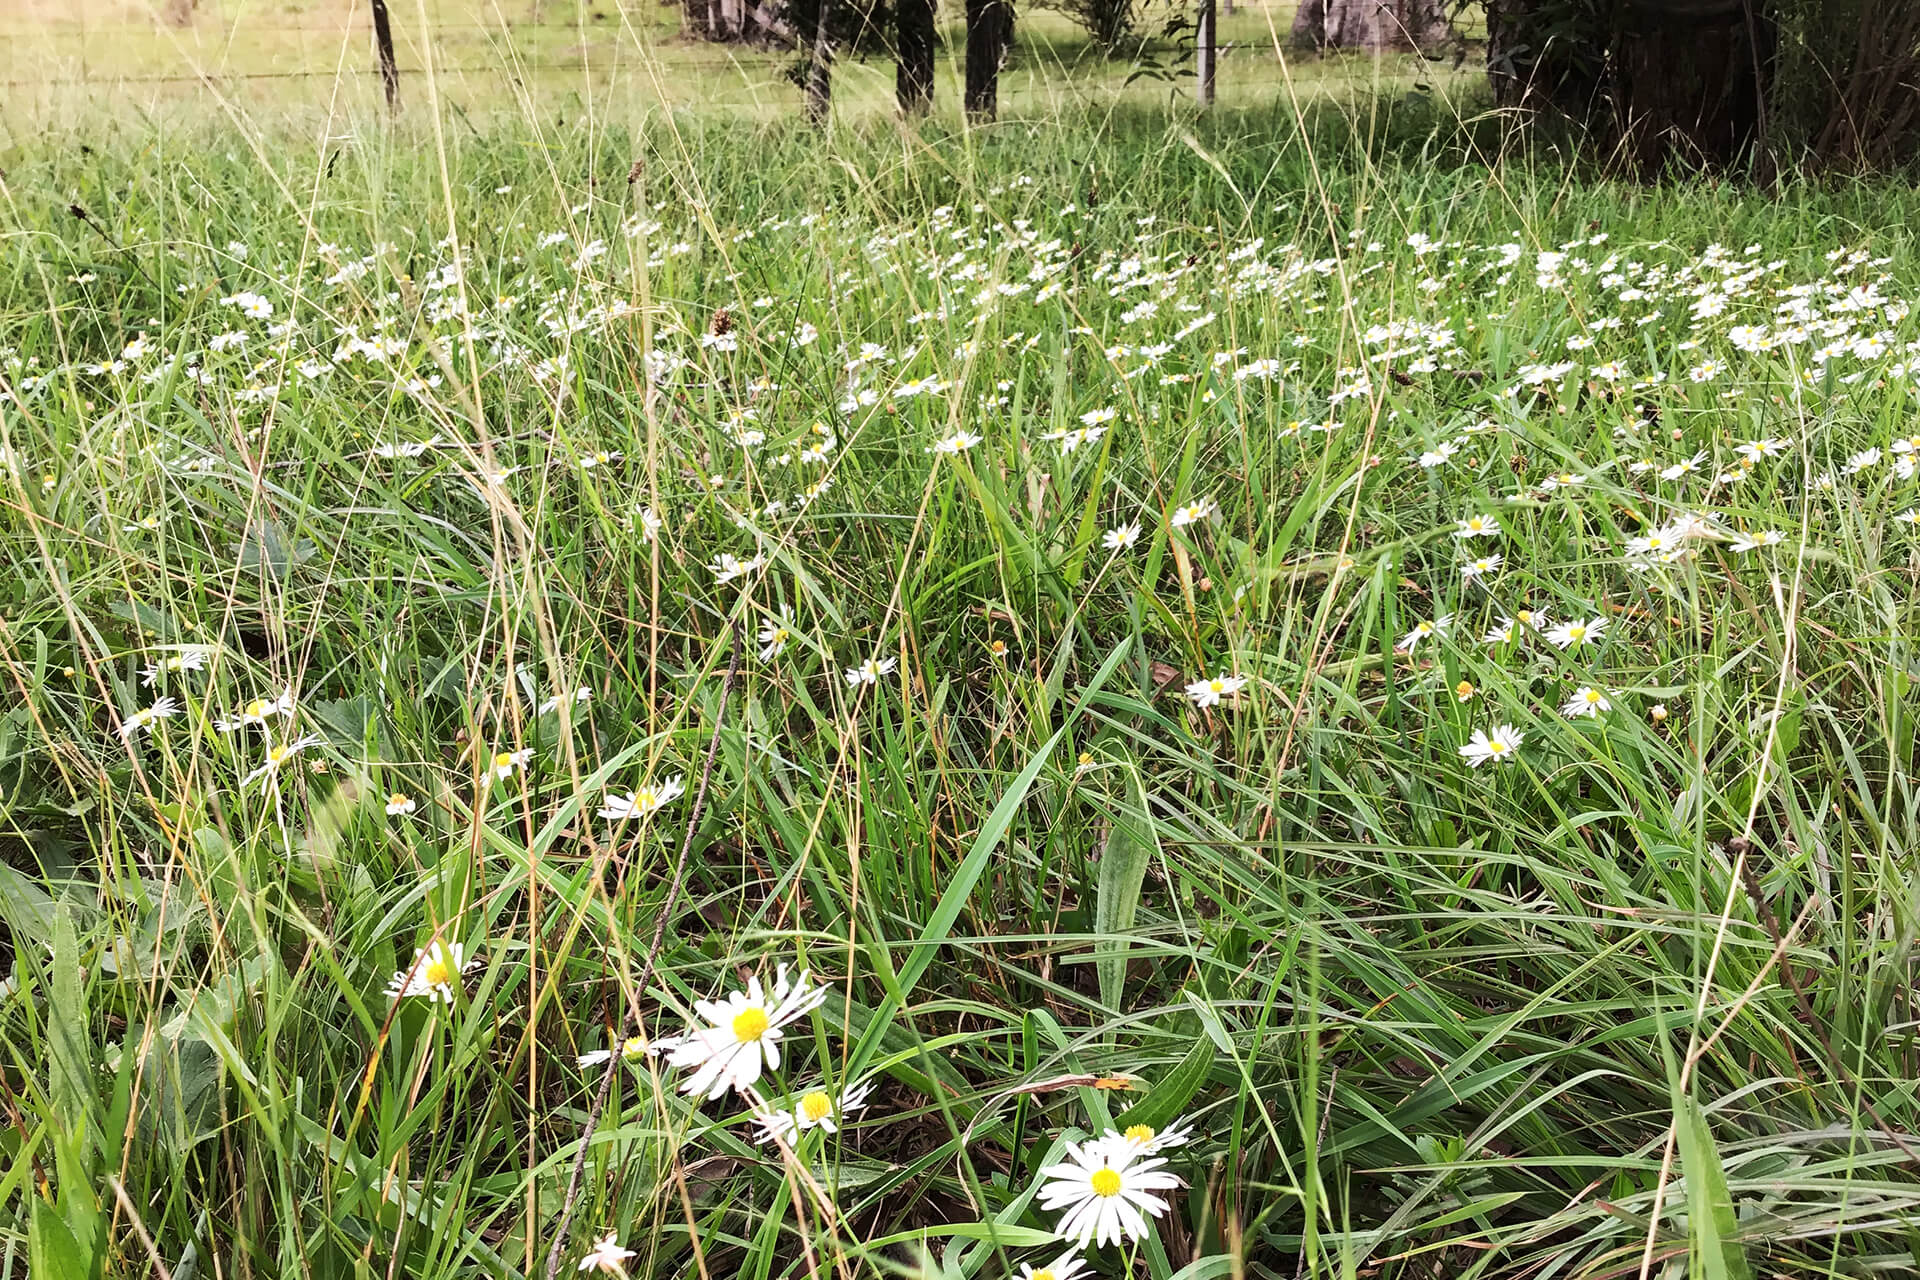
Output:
top-left (384, 952), bottom-right (1193, 1275)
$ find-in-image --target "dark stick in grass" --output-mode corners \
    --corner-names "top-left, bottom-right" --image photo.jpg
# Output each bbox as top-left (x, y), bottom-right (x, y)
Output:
top-left (1733, 842), bottom-right (1920, 1163)
top-left (545, 621), bottom-right (743, 1280)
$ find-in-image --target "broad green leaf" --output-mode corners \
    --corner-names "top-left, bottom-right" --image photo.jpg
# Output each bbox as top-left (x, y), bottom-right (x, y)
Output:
top-left (1094, 782), bottom-right (1151, 1010)
top-left (1112, 1037), bottom-right (1215, 1136)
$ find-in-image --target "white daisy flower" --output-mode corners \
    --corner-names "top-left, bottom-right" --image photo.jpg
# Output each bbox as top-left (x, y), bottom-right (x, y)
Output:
top-left (758, 613), bottom-right (795, 661)
top-left (1104, 1118), bottom-right (1194, 1156)
top-left (386, 939), bottom-right (478, 1003)
top-left (120, 697), bottom-right (179, 739)
top-left (1169, 497), bottom-right (1217, 528)
top-left (664, 965), bottom-right (829, 1100)
top-left (599, 776), bottom-right (686, 821)
top-left (1545, 616), bottom-right (1609, 650)
top-left (487, 748), bottom-right (534, 780)
top-left (1035, 1137), bottom-right (1184, 1248)
top-left (1398, 614), bottom-right (1452, 652)
top-left (577, 1232), bottom-right (636, 1276)
top-left (709, 552), bottom-right (767, 585)
top-left (1454, 513), bottom-right (1499, 538)
top-left (1014, 1251), bottom-right (1091, 1280)
top-left (930, 430), bottom-right (983, 455)
top-left (1461, 554), bottom-right (1502, 580)
top-left (1561, 686), bottom-right (1611, 718)
top-left (1102, 522), bottom-right (1142, 551)
top-left (242, 735), bottom-right (322, 786)
top-left (1184, 674), bottom-right (1246, 708)
top-left (139, 651), bottom-right (207, 687)
top-left (753, 1079), bottom-right (874, 1144)
top-left (845, 656), bottom-right (898, 686)
top-left (538, 687), bottom-right (592, 716)
top-left (1458, 724), bottom-right (1524, 768)
top-left (385, 793), bottom-right (417, 816)
top-left (1729, 530), bottom-right (1787, 553)
top-left (215, 690), bottom-right (294, 733)
top-left (577, 1034), bottom-right (668, 1069)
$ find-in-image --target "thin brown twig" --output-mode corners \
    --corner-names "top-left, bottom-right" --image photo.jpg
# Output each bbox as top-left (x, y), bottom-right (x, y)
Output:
top-left (1733, 841), bottom-right (1920, 1163)
top-left (1293, 1063), bottom-right (1339, 1280)
top-left (544, 620), bottom-right (743, 1280)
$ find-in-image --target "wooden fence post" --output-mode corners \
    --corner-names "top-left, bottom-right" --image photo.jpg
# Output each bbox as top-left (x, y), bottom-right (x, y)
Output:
top-left (371, 0), bottom-right (400, 113)
top-left (1196, 0), bottom-right (1216, 105)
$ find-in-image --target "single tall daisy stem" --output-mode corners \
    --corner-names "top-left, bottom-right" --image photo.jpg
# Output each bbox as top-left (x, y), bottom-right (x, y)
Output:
top-left (545, 619), bottom-right (743, 1280)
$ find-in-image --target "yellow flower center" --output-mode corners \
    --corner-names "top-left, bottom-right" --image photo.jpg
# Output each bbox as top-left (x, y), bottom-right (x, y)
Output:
top-left (1455, 681), bottom-right (1474, 700)
top-left (1488, 739), bottom-right (1509, 755)
top-left (732, 1007), bottom-right (771, 1042)
top-left (1089, 1168), bottom-right (1123, 1198)
top-left (423, 957), bottom-right (455, 987)
top-left (493, 751), bottom-right (515, 769)
top-left (636, 789), bottom-right (656, 808)
top-left (245, 699), bottom-right (269, 718)
top-left (800, 1091), bottom-right (833, 1122)
top-left (1209, 680), bottom-right (1225, 692)
top-left (1417, 622), bottom-right (1433, 634)
top-left (1585, 691), bottom-right (1602, 704)
top-left (1516, 610), bottom-right (1533, 624)
top-left (1125, 1124), bottom-right (1155, 1143)
top-left (1569, 626), bottom-right (1587, 640)
top-left (389, 793), bottom-right (408, 807)
top-left (268, 745), bottom-right (293, 765)
top-left (1033, 1270), bottom-right (1055, 1280)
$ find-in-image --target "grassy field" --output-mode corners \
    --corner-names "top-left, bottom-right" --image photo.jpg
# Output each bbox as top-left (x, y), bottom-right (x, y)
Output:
top-left (7, 14), bottom-right (1920, 1280)
top-left (0, 0), bottom-right (1468, 119)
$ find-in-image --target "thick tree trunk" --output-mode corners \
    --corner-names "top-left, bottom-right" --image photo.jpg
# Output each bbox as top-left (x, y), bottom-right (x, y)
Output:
top-left (370, 0), bottom-right (400, 112)
top-left (1291, 0), bottom-right (1448, 51)
top-left (964, 0), bottom-right (1011, 121)
top-left (897, 0), bottom-right (935, 115)
top-left (1614, 0), bottom-right (1769, 175)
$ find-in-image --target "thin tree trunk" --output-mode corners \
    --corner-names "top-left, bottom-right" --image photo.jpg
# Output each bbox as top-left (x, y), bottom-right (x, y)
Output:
top-left (1196, 0), bottom-right (1216, 106)
top-left (805, 0), bottom-right (834, 125)
top-left (370, 0), bottom-right (401, 112)
top-left (964, 0), bottom-right (1010, 121)
top-left (683, 0), bottom-right (716, 40)
top-left (897, 0), bottom-right (936, 115)
top-left (1294, 0), bottom-right (1447, 51)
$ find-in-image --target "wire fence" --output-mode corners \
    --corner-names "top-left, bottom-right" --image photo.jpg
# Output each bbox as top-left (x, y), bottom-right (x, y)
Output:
top-left (1, 2), bottom-right (1467, 94)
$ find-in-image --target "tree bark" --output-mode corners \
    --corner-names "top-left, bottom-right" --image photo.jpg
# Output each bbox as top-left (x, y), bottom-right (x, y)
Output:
top-left (683, 0), bottom-right (716, 40)
top-left (805, 0), bottom-right (834, 125)
top-left (1292, 0), bottom-right (1448, 51)
top-left (1614, 0), bottom-right (1769, 175)
top-left (897, 0), bottom-right (936, 115)
top-left (370, 0), bottom-right (400, 113)
top-left (964, 0), bottom-right (1011, 120)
